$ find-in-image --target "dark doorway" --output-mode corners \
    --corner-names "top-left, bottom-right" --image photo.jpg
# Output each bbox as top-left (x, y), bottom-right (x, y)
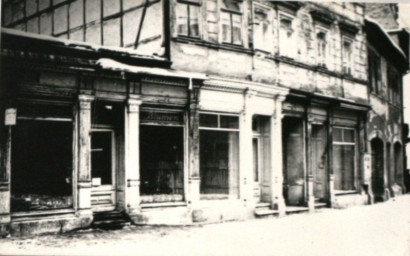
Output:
top-left (282, 116), bottom-right (305, 206)
top-left (140, 125), bottom-right (184, 203)
top-left (371, 138), bottom-right (384, 202)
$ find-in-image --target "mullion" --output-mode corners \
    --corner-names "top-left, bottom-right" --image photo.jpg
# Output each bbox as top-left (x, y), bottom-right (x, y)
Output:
top-left (187, 4), bottom-right (191, 36)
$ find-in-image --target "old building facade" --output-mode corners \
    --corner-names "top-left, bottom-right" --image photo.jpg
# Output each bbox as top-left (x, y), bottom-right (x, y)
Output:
top-left (0, 0), bottom-right (408, 236)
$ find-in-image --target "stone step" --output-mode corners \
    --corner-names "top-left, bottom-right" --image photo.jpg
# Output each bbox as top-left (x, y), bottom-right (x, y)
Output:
top-left (286, 206), bottom-right (309, 214)
top-left (254, 208), bottom-right (279, 217)
top-left (92, 211), bottom-right (130, 230)
top-left (315, 202), bottom-right (328, 208)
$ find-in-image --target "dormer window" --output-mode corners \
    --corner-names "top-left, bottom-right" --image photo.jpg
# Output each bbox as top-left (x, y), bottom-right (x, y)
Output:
top-left (221, 0), bottom-right (243, 45)
top-left (317, 30), bottom-right (327, 67)
top-left (176, 0), bottom-right (201, 38)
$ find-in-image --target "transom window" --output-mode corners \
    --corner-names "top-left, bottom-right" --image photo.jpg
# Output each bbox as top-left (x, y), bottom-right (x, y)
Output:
top-left (221, 0), bottom-right (243, 45)
top-left (176, 0), bottom-right (200, 37)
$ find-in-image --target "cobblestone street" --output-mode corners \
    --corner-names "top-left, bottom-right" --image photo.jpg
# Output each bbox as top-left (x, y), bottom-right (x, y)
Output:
top-left (1, 195), bottom-right (409, 256)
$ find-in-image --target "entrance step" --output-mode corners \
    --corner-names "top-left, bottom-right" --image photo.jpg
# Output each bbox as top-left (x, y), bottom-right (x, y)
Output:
top-left (254, 202), bottom-right (279, 217)
top-left (92, 211), bottom-right (130, 230)
top-left (314, 202), bottom-right (328, 209)
top-left (285, 206), bottom-right (309, 214)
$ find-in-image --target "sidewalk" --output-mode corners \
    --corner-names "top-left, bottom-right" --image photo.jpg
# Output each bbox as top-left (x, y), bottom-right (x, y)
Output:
top-left (1, 195), bottom-right (410, 256)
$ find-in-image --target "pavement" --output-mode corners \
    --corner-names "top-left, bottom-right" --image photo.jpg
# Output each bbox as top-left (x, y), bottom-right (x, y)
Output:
top-left (1, 195), bottom-right (410, 256)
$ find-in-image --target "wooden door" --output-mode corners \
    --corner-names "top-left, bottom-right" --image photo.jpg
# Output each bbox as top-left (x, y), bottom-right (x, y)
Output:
top-left (312, 124), bottom-right (328, 200)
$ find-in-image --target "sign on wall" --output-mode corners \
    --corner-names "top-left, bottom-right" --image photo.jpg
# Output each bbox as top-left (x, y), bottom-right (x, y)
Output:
top-left (140, 110), bottom-right (184, 125)
top-left (5, 108), bottom-right (16, 126)
top-left (363, 153), bottom-right (372, 183)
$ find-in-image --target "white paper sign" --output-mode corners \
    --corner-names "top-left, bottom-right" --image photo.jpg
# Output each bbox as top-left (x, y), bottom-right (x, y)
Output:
top-left (92, 178), bottom-right (101, 186)
top-left (5, 108), bottom-right (16, 126)
top-left (363, 153), bottom-right (371, 183)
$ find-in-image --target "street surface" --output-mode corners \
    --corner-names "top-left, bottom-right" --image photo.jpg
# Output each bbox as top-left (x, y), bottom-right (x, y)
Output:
top-left (1, 195), bottom-right (410, 256)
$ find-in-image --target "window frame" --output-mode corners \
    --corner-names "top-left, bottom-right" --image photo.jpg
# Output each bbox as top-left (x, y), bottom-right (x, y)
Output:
top-left (342, 36), bottom-right (354, 75)
top-left (220, 0), bottom-right (243, 45)
top-left (279, 12), bottom-right (295, 58)
top-left (316, 26), bottom-right (328, 67)
top-left (252, 2), bottom-right (273, 53)
top-left (176, 0), bottom-right (201, 38)
top-left (332, 127), bottom-right (357, 192)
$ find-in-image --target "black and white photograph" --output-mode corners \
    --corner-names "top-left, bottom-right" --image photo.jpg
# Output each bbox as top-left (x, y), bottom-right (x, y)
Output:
top-left (0, 0), bottom-right (409, 255)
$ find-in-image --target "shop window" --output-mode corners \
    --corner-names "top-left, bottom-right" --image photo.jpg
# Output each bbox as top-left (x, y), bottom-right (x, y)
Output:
top-left (11, 104), bottom-right (73, 212)
top-left (140, 121), bottom-right (184, 203)
top-left (176, 0), bottom-right (200, 38)
top-left (253, 5), bottom-right (272, 52)
top-left (279, 14), bottom-right (295, 58)
top-left (333, 127), bottom-right (356, 191)
top-left (221, 0), bottom-right (243, 45)
top-left (316, 29), bottom-right (327, 67)
top-left (199, 113), bottom-right (239, 199)
top-left (342, 38), bottom-right (353, 74)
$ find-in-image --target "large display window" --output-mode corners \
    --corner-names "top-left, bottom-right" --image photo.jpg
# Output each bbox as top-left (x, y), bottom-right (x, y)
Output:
top-left (199, 113), bottom-right (239, 200)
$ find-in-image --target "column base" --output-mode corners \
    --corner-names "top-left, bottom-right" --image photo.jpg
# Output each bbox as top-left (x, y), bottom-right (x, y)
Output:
top-left (188, 178), bottom-right (200, 205)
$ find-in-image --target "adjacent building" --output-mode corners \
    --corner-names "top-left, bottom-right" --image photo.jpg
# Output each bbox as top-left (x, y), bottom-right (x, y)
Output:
top-left (0, 0), bottom-right (408, 237)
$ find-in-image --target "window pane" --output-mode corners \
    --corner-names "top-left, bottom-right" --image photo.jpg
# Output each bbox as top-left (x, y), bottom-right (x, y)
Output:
top-left (69, 0), bottom-right (84, 29)
top-left (11, 120), bottom-right (73, 212)
top-left (103, 0), bottom-right (120, 17)
top-left (103, 18), bottom-right (120, 46)
top-left (333, 128), bottom-right (342, 142)
top-left (199, 114), bottom-right (218, 128)
top-left (343, 145), bottom-right (355, 190)
top-left (86, 0), bottom-right (101, 23)
top-left (91, 132), bottom-right (112, 185)
top-left (253, 138), bottom-right (259, 182)
top-left (176, 3), bottom-right (188, 35)
top-left (189, 5), bottom-right (199, 37)
top-left (333, 145), bottom-right (343, 190)
top-left (221, 12), bottom-right (231, 43)
top-left (220, 115), bottom-right (239, 129)
top-left (343, 129), bottom-right (355, 143)
top-left (140, 126), bottom-right (184, 202)
top-left (232, 14), bottom-right (242, 44)
top-left (200, 131), bottom-right (239, 198)
top-left (54, 6), bottom-right (68, 34)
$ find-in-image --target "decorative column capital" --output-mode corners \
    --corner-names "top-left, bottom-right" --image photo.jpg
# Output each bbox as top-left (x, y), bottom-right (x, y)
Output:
top-left (78, 95), bottom-right (94, 110)
top-left (274, 94), bottom-right (287, 103)
top-left (127, 98), bottom-right (142, 113)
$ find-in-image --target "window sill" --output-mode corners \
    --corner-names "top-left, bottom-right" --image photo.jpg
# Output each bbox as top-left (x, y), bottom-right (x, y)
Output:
top-left (141, 202), bottom-right (187, 209)
top-left (334, 190), bottom-right (358, 196)
top-left (172, 37), bottom-right (253, 55)
top-left (11, 208), bottom-right (75, 220)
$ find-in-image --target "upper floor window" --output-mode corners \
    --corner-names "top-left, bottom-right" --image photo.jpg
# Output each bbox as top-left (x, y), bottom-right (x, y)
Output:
top-left (388, 66), bottom-right (401, 105)
top-left (221, 0), bottom-right (243, 45)
top-left (176, 0), bottom-right (201, 38)
top-left (342, 38), bottom-right (354, 75)
top-left (253, 5), bottom-right (273, 52)
top-left (279, 14), bottom-right (295, 58)
top-left (368, 49), bottom-right (381, 94)
top-left (316, 30), bottom-right (328, 67)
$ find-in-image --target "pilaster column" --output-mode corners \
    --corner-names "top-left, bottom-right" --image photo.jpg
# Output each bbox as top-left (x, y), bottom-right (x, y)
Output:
top-left (0, 112), bottom-right (11, 236)
top-left (188, 87), bottom-right (200, 205)
top-left (77, 95), bottom-right (94, 215)
top-left (240, 90), bottom-right (255, 210)
top-left (328, 108), bottom-right (335, 207)
top-left (306, 113), bottom-right (315, 212)
top-left (271, 96), bottom-right (286, 216)
top-left (125, 96), bottom-right (142, 214)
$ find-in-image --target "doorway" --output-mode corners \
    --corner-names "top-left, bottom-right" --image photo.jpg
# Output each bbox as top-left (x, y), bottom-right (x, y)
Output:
top-left (252, 116), bottom-right (271, 203)
top-left (312, 124), bottom-right (328, 201)
top-left (371, 138), bottom-right (384, 202)
top-left (282, 116), bottom-right (305, 206)
top-left (91, 129), bottom-right (116, 212)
